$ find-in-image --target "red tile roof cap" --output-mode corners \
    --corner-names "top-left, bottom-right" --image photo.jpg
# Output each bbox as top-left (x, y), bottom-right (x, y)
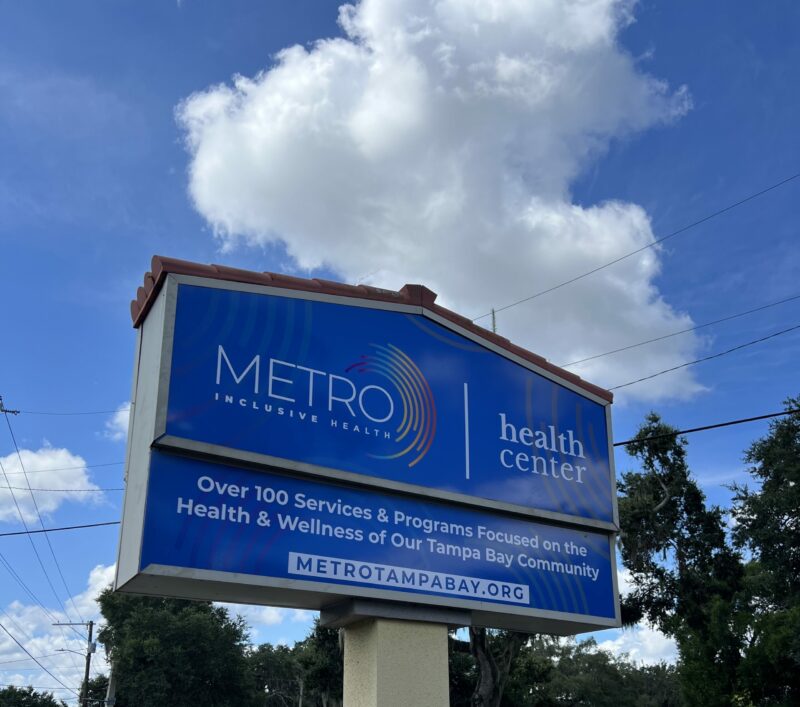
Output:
top-left (132, 255), bottom-right (612, 403)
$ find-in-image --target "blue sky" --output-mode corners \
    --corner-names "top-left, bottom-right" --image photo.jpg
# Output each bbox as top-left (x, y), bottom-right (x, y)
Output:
top-left (1, 0), bottom-right (799, 696)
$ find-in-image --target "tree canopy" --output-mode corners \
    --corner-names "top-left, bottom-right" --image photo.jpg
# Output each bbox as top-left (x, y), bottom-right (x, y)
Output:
top-left (618, 412), bottom-right (745, 705)
top-left (731, 396), bottom-right (800, 704)
top-left (97, 589), bottom-right (255, 707)
top-left (247, 619), bottom-right (342, 707)
top-left (0, 685), bottom-right (67, 707)
top-left (617, 399), bottom-right (800, 706)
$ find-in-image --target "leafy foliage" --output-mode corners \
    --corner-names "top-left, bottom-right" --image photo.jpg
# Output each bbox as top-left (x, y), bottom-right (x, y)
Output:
top-left (247, 619), bottom-right (342, 707)
top-left (97, 589), bottom-right (256, 707)
top-left (731, 397), bottom-right (800, 704)
top-left (618, 413), bottom-right (745, 705)
top-left (468, 628), bottom-right (527, 706)
top-left (296, 621), bottom-right (342, 707)
top-left (247, 642), bottom-right (300, 706)
top-left (504, 637), bottom-right (682, 706)
top-left (617, 403), bottom-right (800, 705)
top-left (449, 635), bottom-right (478, 707)
top-left (85, 674), bottom-right (109, 704)
top-left (448, 635), bottom-right (682, 707)
top-left (0, 685), bottom-right (67, 707)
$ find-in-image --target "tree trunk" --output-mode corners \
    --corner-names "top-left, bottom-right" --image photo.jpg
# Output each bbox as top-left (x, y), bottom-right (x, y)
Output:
top-left (469, 628), bottom-right (526, 707)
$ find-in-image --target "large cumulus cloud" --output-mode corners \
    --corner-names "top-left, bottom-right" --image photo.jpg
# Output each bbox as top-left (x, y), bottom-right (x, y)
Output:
top-left (177, 0), bottom-right (699, 401)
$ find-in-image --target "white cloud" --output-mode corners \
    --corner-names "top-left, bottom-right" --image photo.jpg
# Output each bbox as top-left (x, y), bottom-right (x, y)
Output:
top-left (103, 402), bottom-right (130, 442)
top-left (596, 623), bottom-right (677, 665)
top-left (0, 446), bottom-right (102, 524)
top-left (216, 602), bottom-right (287, 627)
top-left (177, 0), bottom-right (700, 402)
top-left (291, 609), bottom-right (315, 623)
top-left (617, 566), bottom-right (634, 597)
top-left (585, 568), bottom-right (677, 666)
top-left (212, 604), bottom-right (317, 645)
top-left (0, 564), bottom-right (113, 696)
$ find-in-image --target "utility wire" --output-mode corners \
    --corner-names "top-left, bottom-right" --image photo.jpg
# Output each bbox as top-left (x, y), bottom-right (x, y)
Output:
top-left (0, 622), bottom-right (77, 695)
top-left (3, 487), bottom-right (123, 492)
top-left (613, 408), bottom-right (800, 447)
top-left (473, 172), bottom-right (800, 322)
top-left (561, 292), bottom-right (800, 367)
top-left (0, 455), bottom-right (85, 647)
top-left (1, 462), bottom-right (124, 476)
top-left (3, 413), bottom-right (87, 630)
top-left (609, 322), bottom-right (800, 390)
top-left (0, 522), bottom-right (120, 538)
top-left (16, 409), bottom-right (120, 416)
top-left (0, 653), bottom-right (65, 666)
top-left (0, 607), bottom-right (33, 643)
top-left (0, 553), bottom-right (75, 644)
top-left (1, 683), bottom-right (76, 690)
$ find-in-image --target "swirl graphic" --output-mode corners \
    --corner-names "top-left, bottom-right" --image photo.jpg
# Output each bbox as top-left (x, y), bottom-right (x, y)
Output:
top-left (345, 344), bottom-right (437, 467)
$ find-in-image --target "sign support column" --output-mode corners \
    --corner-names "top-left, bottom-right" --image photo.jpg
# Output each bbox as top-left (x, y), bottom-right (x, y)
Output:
top-left (343, 619), bottom-right (449, 707)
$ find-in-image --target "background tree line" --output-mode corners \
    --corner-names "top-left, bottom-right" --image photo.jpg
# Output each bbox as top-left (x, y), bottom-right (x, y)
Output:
top-left (461, 396), bottom-right (800, 706)
top-left (3, 398), bottom-right (797, 706)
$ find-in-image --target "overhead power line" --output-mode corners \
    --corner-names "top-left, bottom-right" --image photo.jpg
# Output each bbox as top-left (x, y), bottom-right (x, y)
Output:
top-left (3, 486), bottom-right (123, 493)
top-left (0, 623), bottom-right (77, 695)
top-left (0, 522), bottom-right (120, 538)
top-left (0, 553), bottom-right (78, 647)
top-left (609, 322), bottom-right (800, 390)
top-left (0, 653), bottom-right (65, 666)
top-left (613, 408), bottom-right (800, 447)
top-left (3, 413), bottom-right (87, 631)
top-left (1, 462), bottom-right (124, 477)
top-left (473, 172), bottom-right (800, 322)
top-left (0, 607), bottom-right (33, 643)
top-left (16, 409), bottom-right (120, 416)
top-left (561, 291), bottom-right (800, 367)
top-left (0, 683), bottom-right (76, 691)
top-left (0, 455), bottom-right (85, 649)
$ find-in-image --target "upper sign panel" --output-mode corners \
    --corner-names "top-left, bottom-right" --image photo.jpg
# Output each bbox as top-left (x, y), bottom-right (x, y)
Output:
top-left (161, 282), bottom-right (614, 525)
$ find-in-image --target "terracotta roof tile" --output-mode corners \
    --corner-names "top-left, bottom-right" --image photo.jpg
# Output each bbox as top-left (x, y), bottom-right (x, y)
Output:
top-left (132, 255), bottom-right (612, 403)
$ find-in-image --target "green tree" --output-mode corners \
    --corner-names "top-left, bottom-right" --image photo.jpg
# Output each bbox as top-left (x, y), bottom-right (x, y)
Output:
top-left (502, 636), bottom-right (683, 707)
top-left (296, 620), bottom-right (342, 707)
top-left (247, 622), bottom-right (342, 707)
top-left (96, 589), bottom-right (255, 707)
top-left (618, 413), bottom-right (745, 706)
top-left (247, 643), bottom-right (301, 706)
top-left (0, 685), bottom-right (67, 707)
top-left (85, 674), bottom-right (108, 705)
top-left (449, 633), bottom-right (478, 707)
top-left (468, 628), bottom-right (527, 707)
top-left (731, 398), bottom-right (800, 705)
top-left (499, 635), bottom-right (552, 706)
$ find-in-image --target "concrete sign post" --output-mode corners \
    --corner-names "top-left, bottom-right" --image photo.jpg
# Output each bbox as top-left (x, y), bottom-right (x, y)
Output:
top-left (343, 619), bottom-right (449, 707)
top-left (115, 256), bottom-right (621, 705)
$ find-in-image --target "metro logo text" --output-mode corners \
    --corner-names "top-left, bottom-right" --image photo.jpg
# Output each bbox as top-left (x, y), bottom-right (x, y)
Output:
top-left (216, 345), bottom-right (395, 423)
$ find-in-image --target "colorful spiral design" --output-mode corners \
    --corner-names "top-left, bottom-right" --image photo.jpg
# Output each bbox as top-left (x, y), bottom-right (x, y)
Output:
top-left (345, 343), bottom-right (437, 468)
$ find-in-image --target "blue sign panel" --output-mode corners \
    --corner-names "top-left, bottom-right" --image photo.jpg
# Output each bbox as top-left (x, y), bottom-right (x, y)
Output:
top-left (164, 284), bottom-right (613, 523)
top-left (141, 452), bottom-right (616, 620)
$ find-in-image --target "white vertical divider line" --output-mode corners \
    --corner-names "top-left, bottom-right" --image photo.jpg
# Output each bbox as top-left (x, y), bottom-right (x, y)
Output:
top-left (463, 382), bottom-right (470, 480)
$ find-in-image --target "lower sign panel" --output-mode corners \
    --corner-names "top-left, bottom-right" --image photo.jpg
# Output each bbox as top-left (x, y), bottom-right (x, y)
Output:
top-left (117, 451), bottom-right (619, 634)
